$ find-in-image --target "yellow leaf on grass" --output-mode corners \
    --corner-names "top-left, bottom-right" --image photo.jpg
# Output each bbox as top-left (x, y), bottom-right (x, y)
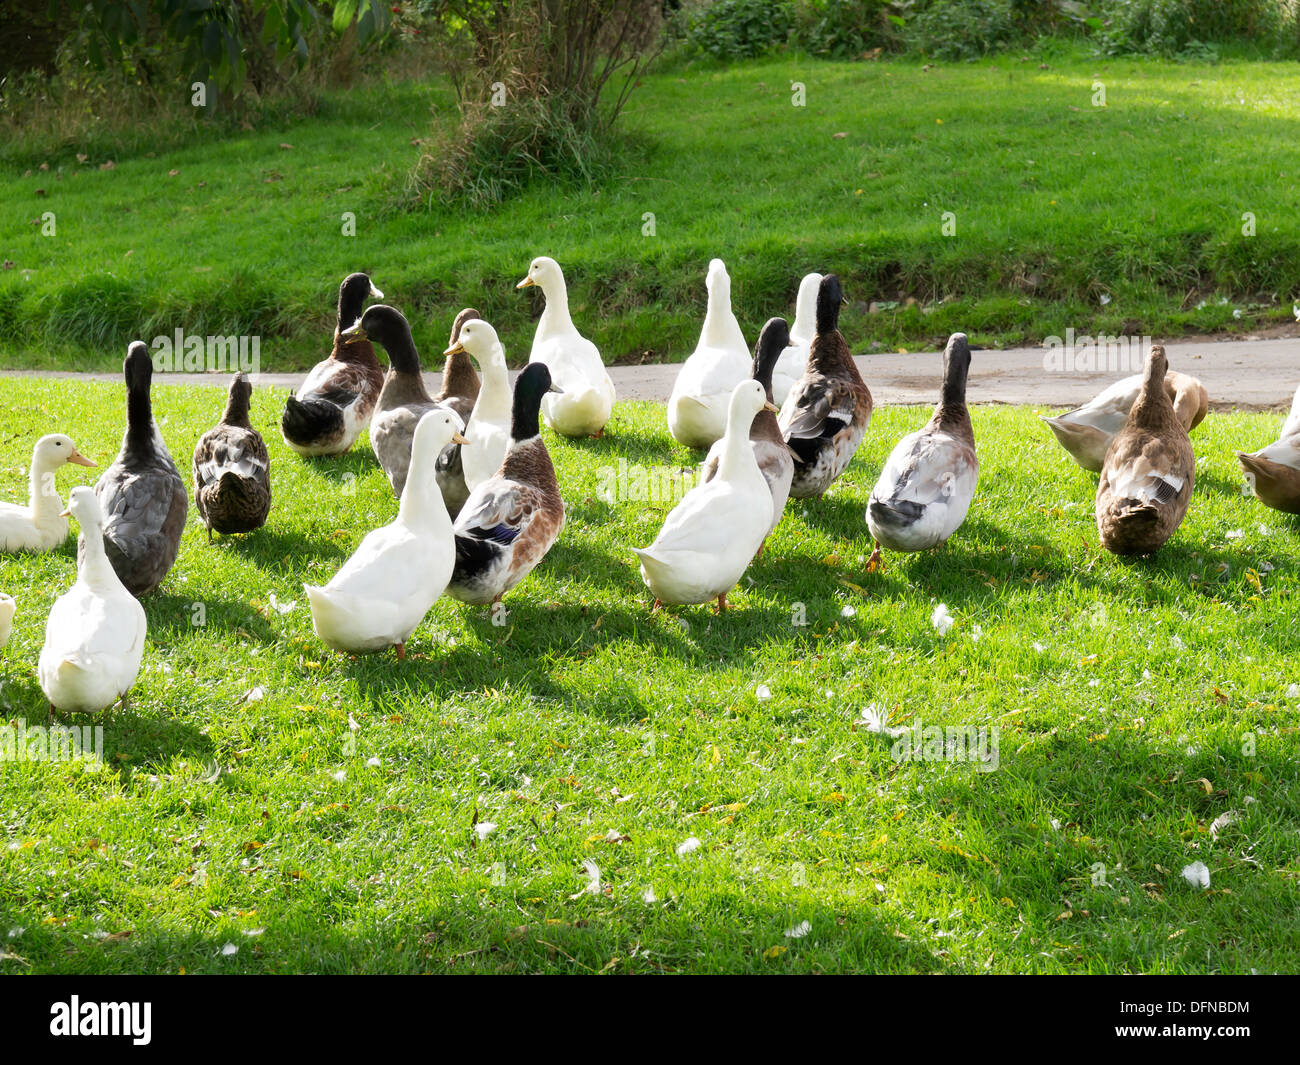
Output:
top-left (764, 945), bottom-right (787, 960)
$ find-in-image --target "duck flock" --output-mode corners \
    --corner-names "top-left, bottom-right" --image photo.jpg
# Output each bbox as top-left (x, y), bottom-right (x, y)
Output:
top-left (3, 255), bottom-right (1300, 717)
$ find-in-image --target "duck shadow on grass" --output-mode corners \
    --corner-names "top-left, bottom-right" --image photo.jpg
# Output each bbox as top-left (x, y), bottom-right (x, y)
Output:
top-left (17, 891), bottom-right (959, 974)
top-left (211, 524), bottom-right (351, 570)
top-left (3, 671), bottom-right (214, 767)
top-left (140, 591), bottom-right (277, 644)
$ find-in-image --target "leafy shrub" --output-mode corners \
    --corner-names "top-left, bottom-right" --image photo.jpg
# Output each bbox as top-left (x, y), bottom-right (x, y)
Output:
top-left (898, 0), bottom-right (1026, 60)
top-left (794, 0), bottom-right (899, 57)
top-left (688, 0), bottom-right (797, 59)
top-left (1096, 0), bottom-right (1287, 56)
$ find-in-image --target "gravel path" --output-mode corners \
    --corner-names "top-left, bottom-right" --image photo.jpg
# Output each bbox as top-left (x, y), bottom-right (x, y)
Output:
top-left (6, 335), bottom-right (1297, 410)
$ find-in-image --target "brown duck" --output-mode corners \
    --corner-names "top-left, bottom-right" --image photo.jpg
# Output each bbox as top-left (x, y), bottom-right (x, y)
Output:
top-left (778, 274), bottom-right (873, 498)
top-left (194, 373), bottom-right (271, 538)
top-left (1096, 344), bottom-right (1195, 555)
top-left (434, 307), bottom-right (483, 517)
top-left (281, 272), bottom-right (384, 456)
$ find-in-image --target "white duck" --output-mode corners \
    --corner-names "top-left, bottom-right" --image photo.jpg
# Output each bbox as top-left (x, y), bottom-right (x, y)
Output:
top-left (448, 318), bottom-right (513, 492)
top-left (667, 259), bottom-right (751, 449)
top-left (634, 380), bottom-right (776, 611)
top-left (0, 434), bottom-right (96, 552)
top-left (305, 409), bottom-right (467, 659)
top-left (518, 256), bottom-right (615, 438)
top-left (38, 487), bottom-right (146, 714)
top-left (770, 272), bottom-right (822, 407)
top-left (866, 333), bottom-right (978, 568)
top-left (0, 594), bottom-right (14, 649)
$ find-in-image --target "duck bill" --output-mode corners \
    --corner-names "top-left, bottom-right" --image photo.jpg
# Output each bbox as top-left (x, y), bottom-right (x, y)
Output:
top-left (58, 507), bottom-right (70, 518)
top-left (369, 283), bottom-right (384, 299)
top-left (549, 383), bottom-right (565, 394)
top-left (451, 431), bottom-right (470, 446)
top-left (443, 341), bottom-right (466, 357)
top-left (516, 276), bottom-right (535, 289)
top-left (763, 401), bottom-right (779, 413)
top-left (67, 450), bottom-right (96, 467)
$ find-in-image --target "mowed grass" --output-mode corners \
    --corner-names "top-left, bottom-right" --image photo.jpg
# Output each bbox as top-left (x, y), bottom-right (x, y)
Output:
top-left (0, 375), bottom-right (1298, 973)
top-left (4, 46), bottom-right (1300, 371)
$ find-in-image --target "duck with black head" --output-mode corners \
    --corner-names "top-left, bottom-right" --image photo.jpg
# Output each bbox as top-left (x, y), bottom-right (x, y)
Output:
top-left (92, 341), bottom-right (188, 597)
top-left (447, 363), bottom-right (566, 606)
top-left (194, 372), bottom-right (271, 539)
top-left (866, 332), bottom-right (978, 569)
top-left (344, 304), bottom-right (446, 499)
top-left (281, 272), bottom-right (385, 457)
top-left (1096, 343), bottom-right (1195, 556)
top-left (778, 274), bottom-right (873, 498)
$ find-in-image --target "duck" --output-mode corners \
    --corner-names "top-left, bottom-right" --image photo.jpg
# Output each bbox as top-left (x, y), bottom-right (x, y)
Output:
top-left (1042, 370), bottom-right (1208, 472)
top-left (0, 434), bottom-right (96, 552)
top-left (634, 380), bottom-right (777, 612)
top-left (447, 317), bottom-right (513, 493)
top-left (447, 363), bottom-right (566, 606)
top-left (518, 256), bottom-right (616, 438)
top-left (433, 308), bottom-right (482, 518)
top-left (701, 317), bottom-right (795, 544)
top-left (39, 486), bottom-right (147, 713)
top-left (1236, 381), bottom-right (1300, 514)
top-left (93, 341), bottom-right (188, 596)
top-left (778, 274), bottom-right (873, 498)
top-left (770, 272), bottom-right (822, 407)
top-left (281, 272), bottom-right (385, 456)
top-left (1096, 344), bottom-right (1195, 555)
top-left (866, 332), bottom-right (978, 569)
top-left (667, 259), bottom-right (751, 449)
top-left (343, 305), bottom-right (439, 498)
top-left (306, 409), bottom-right (467, 658)
top-left (0, 594), bottom-right (14, 649)
top-left (193, 373), bottom-right (271, 538)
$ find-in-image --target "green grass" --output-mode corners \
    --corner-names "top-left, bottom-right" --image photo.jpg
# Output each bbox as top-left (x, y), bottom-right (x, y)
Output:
top-left (3, 46), bottom-right (1300, 372)
top-left (1, 375), bottom-right (1298, 973)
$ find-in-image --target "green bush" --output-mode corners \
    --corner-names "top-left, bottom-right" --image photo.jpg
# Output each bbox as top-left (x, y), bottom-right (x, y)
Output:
top-left (688, 0), bottom-right (797, 59)
top-left (1096, 0), bottom-right (1288, 56)
top-left (898, 0), bottom-right (1026, 60)
top-left (794, 0), bottom-right (898, 58)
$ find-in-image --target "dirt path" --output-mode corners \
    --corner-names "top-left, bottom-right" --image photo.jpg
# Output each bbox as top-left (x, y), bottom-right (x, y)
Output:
top-left (6, 335), bottom-right (1297, 410)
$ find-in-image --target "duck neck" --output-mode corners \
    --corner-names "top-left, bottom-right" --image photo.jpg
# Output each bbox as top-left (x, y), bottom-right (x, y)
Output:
top-left (223, 389), bottom-right (252, 429)
top-left (1132, 357), bottom-right (1174, 426)
top-left (397, 443), bottom-right (454, 536)
top-left (78, 521), bottom-right (120, 592)
top-left (702, 283), bottom-right (740, 349)
top-left (717, 418), bottom-right (758, 482)
top-left (537, 277), bottom-right (575, 338)
top-left (439, 351), bottom-right (480, 402)
top-left (28, 458), bottom-right (63, 524)
top-left (125, 377), bottom-right (157, 458)
top-left (476, 348), bottom-right (513, 420)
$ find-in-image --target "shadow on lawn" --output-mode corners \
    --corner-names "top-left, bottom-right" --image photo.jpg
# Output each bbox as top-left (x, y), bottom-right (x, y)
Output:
top-left (12, 889), bottom-right (957, 975)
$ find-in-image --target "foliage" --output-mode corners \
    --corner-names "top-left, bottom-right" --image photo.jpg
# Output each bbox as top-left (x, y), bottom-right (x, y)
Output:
top-left (793, 0), bottom-right (899, 58)
top-left (409, 0), bottom-right (662, 207)
top-left (1095, 0), bottom-right (1289, 56)
top-left (686, 0), bottom-right (797, 59)
top-left (68, 0), bottom-right (391, 94)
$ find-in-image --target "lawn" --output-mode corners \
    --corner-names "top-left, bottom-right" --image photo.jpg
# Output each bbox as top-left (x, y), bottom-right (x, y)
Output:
top-left (1, 374), bottom-right (1298, 974)
top-left (3, 46), bottom-right (1300, 372)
